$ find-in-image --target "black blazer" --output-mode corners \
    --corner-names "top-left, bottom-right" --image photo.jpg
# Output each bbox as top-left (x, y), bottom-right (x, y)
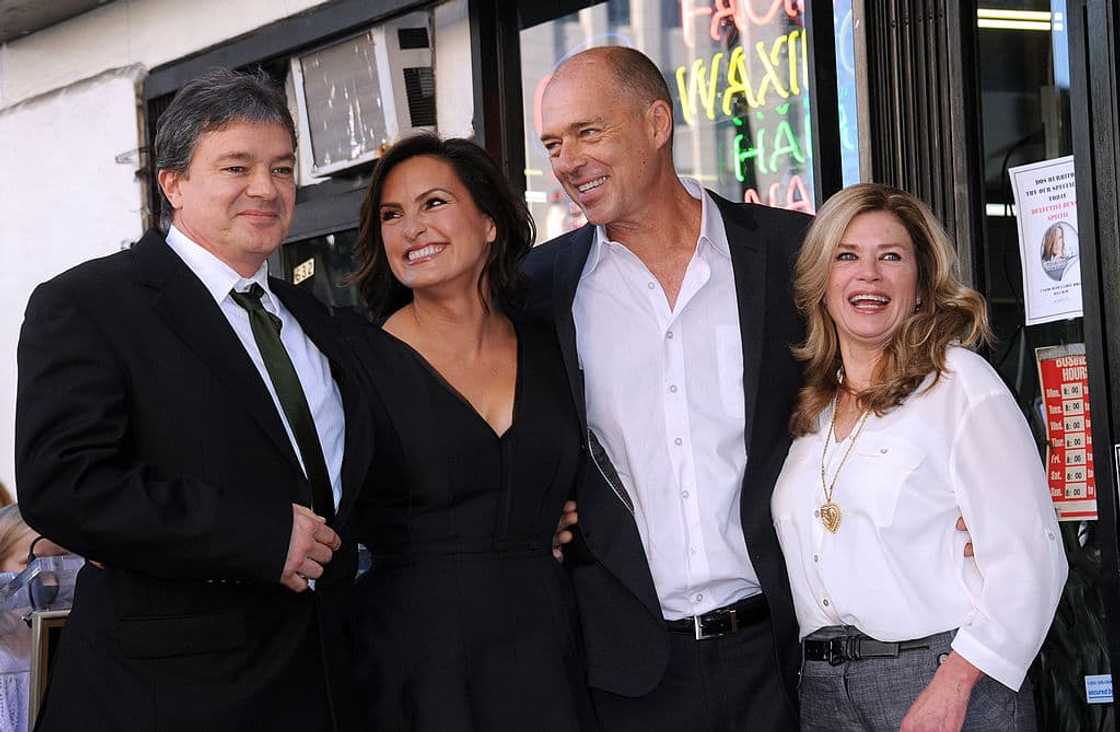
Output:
top-left (15, 231), bottom-right (371, 732)
top-left (521, 194), bottom-right (810, 703)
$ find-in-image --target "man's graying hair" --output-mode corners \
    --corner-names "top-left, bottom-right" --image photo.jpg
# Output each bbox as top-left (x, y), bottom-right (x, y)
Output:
top-left (153, 67), bottom-right (296, 221)
top-left (601, 47), bottom-right (672, 116)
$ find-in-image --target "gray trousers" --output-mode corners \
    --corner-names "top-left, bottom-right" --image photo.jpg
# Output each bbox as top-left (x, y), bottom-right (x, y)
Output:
top-left (799, 626), bottom-right (1036, 731)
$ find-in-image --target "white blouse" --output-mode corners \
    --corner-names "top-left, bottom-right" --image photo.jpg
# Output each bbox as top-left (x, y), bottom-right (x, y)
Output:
top-left (772, 346), bottom-right (1068, 691)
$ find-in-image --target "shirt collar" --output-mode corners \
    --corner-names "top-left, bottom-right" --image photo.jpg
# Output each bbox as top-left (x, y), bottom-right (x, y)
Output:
top-left (165, 225), bottom-right (275, 309)
top-left (583, 177), bottom-right (731, 279)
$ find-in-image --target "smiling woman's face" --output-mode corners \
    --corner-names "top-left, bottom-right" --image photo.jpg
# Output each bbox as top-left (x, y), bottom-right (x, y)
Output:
top-left (377, 155), bottom-right (496, 296)
top-left (825, 210), bottom-right (920, 357)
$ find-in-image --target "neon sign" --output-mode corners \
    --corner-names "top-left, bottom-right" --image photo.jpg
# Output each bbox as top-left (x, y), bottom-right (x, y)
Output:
top-left (743, 175), bottom-right (812, 211)
top-left (675, 31), bottom-right (809, 125)
top-left (522, 0), bottom-right (861, 222)
top-left (733, 106), bottom-right (806, 177)
top-left (673, 0), bottom-right (816, 212)
top-left (681, 0), bottom-right (806, 47)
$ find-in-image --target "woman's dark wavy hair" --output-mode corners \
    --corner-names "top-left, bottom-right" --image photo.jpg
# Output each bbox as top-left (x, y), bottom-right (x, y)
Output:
top-left (351, 134), bottom-right (535, 319)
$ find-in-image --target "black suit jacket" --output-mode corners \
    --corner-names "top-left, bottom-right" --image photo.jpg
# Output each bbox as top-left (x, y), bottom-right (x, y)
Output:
top-left (521, 194), bottom-right (810, 703)
top-left (15, 231), bottom-right (371, 731)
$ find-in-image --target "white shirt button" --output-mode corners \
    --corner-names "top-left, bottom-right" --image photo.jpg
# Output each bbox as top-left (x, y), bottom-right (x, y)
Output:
top-left (666, 331), bottom-right (674, 339)
top-left (669, 384), bottom-right (678, 393)
top-left (674, 437), bottom-right (683, 446)
top-left (681, 490), bottom-right (690, 499)
top-left (647, 282), bottom-right (656, 290)
top-left (694, 593), bottom-right (704, 603)
top-left (812, 554), bottom-right (820, 563)
top-left (822, 598), bottom-right (830, 607)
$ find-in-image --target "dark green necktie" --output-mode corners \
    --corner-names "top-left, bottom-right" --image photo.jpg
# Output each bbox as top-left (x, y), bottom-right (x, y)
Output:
top-left (230, 284), bottom-right (335, 522)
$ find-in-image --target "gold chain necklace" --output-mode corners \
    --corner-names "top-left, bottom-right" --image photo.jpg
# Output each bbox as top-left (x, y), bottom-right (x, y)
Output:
top-left (818, 393), bottom-right (871, 534)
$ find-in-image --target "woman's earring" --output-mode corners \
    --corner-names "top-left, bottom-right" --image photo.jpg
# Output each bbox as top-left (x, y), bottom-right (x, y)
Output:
top-left (914, 296), bottom-right (923, 312)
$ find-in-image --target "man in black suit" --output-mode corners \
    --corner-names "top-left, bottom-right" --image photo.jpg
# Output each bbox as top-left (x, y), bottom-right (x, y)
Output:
top-left (16, 69), bottom-right (368, 731)
top-left (526, 47), bottom-right (810, 731)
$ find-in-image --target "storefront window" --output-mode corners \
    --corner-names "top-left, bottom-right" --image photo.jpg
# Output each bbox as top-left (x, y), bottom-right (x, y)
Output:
top-left (281, 229), bottom-right (365, 313)
top-left (977, 1), bottom-right (1111, 727)
top-left (520, 0), bottom-right (858, 241)
top-left (834, 0), bottom-right (859, 186)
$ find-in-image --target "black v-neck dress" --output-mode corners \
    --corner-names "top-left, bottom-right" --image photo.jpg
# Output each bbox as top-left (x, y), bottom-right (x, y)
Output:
top-left (348, 317), bottom-right (596, 731)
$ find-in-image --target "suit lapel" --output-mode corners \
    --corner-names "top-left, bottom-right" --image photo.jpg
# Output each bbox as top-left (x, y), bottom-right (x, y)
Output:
top-left (714, 197), bottom-right (767, 453)
top-left (131, 233), bottom-right (304, 476)
top-left (271, 282), bottom-right (371, 525)
top-left (550, 226), bottom-right (665, 618)
top-left (553, 226), bottom-right (594, 431)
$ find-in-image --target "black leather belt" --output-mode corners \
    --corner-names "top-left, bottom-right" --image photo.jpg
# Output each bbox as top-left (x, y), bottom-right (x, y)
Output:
top-left (665, 594), bottom-right (769, 640)
top-left (804, 634), bottom-right (930, 666)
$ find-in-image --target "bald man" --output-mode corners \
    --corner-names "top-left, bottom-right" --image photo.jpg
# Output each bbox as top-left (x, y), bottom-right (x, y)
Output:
top-left (523, 47), bottom-right (811, 731)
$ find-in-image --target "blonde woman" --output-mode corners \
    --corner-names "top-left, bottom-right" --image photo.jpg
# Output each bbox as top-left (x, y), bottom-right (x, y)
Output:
top-left (0, 506), bottom-right (64, 574)
top-left (1, 505), bottom-right (62, 732)
top-left (771, 184), bottom-right (1067, 731)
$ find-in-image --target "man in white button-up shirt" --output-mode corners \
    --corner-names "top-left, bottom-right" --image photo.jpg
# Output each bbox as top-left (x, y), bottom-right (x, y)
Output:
top-left (526, 47), bottom-right (812, 731)
top-left (16, 69), bottom-right (368, 731)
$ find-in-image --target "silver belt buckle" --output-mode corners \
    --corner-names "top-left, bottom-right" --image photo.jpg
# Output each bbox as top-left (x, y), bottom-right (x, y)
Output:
top-left (693, 608), bottom-right (739, 640)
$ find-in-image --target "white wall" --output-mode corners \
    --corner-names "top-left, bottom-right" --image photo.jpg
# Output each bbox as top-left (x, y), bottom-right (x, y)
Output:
top-left (0, 0), bottom-right (333, 108)
top-left (434, 0), bottom-right (474, 139)
top-left (0, 68), bottom-right (147, 492)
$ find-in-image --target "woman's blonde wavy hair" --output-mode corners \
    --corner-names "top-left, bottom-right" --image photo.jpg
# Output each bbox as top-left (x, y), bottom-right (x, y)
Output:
top-left (0, 504), bottom-right (33, 569)
top-left (789, 183), bottom-right (992, 436)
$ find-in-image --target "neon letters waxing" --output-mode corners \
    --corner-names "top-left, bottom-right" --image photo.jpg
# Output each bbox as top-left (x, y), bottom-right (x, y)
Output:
top-left (676, 31), bottom-right (809, 126)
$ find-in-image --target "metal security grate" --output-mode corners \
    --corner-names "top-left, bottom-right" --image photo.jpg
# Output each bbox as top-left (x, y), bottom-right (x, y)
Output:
top-left (397, 27), bottom-right (429, 50)
top-left (403, 66), bottom-right (436, 127)
top-left (864, 0), bottom-right (985, 283)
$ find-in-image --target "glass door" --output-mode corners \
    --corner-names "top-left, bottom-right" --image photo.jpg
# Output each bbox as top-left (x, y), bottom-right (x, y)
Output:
top-left (975, 2), bottom-right (1113, 728)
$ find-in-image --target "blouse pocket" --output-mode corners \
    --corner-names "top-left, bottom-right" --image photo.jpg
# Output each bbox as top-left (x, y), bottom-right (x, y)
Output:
top-left (715, 325), bottom-right (745, 420)
top-left (851, 436), bottom-right (927, 527)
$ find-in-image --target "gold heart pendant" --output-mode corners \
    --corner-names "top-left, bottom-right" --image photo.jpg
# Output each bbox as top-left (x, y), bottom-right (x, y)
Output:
top-left (820, 501), bottom-right (842, 534)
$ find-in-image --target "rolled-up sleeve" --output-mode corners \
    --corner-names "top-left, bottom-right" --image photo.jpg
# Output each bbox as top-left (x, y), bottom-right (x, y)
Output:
top-left (948, 391), bottom-right (1068, 690)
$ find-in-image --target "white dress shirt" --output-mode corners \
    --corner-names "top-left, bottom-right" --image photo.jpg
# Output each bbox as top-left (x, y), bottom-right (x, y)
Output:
top-left (165, 226), bottom-right (345, 509)
top-left (573, 178), bottom-right (760, 620)
top-left (772, 346), bottom-right (1067, 690)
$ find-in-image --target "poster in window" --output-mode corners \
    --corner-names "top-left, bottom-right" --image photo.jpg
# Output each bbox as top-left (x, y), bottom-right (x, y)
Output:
top-left (1008, 156), bottom-right (1083, 325)
top-left (1036, 343), bottom-right (1096, 521)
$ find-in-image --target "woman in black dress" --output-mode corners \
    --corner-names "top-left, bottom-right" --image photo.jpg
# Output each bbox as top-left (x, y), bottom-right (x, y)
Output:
top-left (346, 135), bottom-right (595, 731)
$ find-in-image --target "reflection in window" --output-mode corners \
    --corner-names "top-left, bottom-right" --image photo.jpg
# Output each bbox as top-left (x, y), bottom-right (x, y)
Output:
top-left (282, 229), bottom-right (366, 316)
top-left (834, 0), bottom-right (860, 186)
